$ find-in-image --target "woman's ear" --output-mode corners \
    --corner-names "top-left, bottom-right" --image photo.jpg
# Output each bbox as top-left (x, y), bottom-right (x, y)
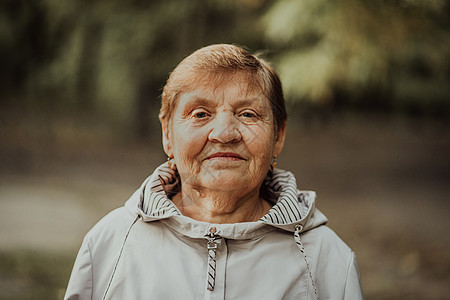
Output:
top-left (161, 120), bottom-right (172, 156)
top-left (273, 121), bottom-right (286, 157)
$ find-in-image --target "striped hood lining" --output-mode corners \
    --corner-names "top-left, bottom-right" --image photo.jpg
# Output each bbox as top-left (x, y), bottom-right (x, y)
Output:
top-left (136, 162), bottom-right (324, 231)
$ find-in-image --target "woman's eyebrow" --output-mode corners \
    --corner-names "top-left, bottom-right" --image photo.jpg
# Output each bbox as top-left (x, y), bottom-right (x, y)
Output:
top-left (233, 98), bottom-right (265, 108)
top-left (181, 97), bottom-right (213, 113)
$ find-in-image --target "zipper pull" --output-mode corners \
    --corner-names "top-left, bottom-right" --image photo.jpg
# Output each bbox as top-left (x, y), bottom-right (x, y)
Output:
top-left (205, 227), bottom-right (221, 291)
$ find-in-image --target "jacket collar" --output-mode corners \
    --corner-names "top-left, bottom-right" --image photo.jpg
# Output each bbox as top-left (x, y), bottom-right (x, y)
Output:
top-left (126, 162), bottom-right (327, 237)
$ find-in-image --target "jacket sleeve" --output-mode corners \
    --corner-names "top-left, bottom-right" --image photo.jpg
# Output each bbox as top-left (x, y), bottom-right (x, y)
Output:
top-left (64, 236), bottom-right (93, 300)
top-left (344, 252), bottom-right (364, 300)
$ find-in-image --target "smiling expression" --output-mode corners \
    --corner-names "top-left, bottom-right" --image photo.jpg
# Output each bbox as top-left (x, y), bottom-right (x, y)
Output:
top-left (162, 72), bottom-right (286, 196)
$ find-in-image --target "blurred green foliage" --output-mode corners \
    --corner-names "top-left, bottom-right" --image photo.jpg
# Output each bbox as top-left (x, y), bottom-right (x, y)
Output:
top-left (262, 0), bottom-right (450, 115)
top-left (0, 249), bottom-right (74, 300)
top-left (1, 0), bottom-right (271, 138)
top-left (1, 0), bottom-right (449, 140)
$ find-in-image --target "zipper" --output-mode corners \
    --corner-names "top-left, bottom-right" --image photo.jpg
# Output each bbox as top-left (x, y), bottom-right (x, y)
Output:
top-left (205, 226), bottom-right (222, 291)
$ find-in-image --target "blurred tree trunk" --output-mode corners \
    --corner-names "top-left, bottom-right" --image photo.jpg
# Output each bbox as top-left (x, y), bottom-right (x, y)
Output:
top-left (76, 19), bottom-right (104, 111)
top-left (135, 80), bottom-right (161, 139)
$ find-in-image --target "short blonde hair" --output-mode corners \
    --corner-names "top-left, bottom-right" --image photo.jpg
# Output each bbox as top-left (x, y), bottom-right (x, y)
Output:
top-left (159, 44), bottom-right (287, 131)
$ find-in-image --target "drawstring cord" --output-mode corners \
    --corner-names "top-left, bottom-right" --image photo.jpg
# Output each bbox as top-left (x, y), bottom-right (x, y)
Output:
top-left (205, 227), bottom-right (222, 291)
top-left (294, 225), bottom-right (319, 300)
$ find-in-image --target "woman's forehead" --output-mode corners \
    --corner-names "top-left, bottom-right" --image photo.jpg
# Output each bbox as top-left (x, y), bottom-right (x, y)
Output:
top-left (185, 71), bottom-right (263, 98)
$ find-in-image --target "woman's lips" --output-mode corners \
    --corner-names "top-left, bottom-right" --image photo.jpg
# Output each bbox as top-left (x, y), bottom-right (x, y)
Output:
top-left (206, 152), bottom-right (244, 160)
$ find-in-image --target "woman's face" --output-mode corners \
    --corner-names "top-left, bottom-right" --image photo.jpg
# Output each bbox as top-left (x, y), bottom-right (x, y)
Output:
top-left (162, 73), bottom-right (285, 196)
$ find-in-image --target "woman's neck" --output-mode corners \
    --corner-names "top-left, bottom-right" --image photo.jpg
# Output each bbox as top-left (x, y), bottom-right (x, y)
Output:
top-left (171, 186), bottom-right (271, 224)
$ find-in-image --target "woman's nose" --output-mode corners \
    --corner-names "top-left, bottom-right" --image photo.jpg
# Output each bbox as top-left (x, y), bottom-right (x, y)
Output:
top-left (208, 114), bottom-right (241, 143)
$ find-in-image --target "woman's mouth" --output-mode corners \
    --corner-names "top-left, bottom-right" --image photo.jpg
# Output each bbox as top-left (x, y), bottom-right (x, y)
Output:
top-left (206, 152), bottom-right (244, 160)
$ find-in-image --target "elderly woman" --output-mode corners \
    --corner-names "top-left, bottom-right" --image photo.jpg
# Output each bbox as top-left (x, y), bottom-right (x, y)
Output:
top-left (65, 44), bottom-right (363, 300)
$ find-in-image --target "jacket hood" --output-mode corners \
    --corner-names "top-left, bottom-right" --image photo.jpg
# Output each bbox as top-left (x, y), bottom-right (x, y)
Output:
top-left (125, 162), bottom-right (327, 239)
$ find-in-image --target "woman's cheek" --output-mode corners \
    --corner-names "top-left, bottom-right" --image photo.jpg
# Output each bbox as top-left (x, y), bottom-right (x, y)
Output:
top-left (248, 126), bottom-right (274, 151)
top-left (175, 127), bottom-right (208, 162)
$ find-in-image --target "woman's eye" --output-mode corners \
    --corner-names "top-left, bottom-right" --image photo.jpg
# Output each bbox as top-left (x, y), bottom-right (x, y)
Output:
top-left (194, 111), bottom-right (208, 118)
top-left (241, 111), bottom-right (256, 118)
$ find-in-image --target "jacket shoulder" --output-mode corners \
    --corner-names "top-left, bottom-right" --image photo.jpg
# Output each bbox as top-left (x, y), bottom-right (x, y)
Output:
top-left (305, 225), bottom-right (353, 256)
top-left (66, 207), bottom-right (138, 300)
top-left (303, 225), bottom-right (363, 299)
top-left (84, 206), bottom-right (136, 249)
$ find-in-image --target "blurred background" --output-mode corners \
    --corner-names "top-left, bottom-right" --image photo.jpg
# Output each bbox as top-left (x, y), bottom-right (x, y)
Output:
top-left (0, 0), bottom-right (449, 299)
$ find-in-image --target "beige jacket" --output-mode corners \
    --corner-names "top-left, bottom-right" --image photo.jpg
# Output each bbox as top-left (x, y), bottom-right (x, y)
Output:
top-left (65, 163), bottom-right (363, 300)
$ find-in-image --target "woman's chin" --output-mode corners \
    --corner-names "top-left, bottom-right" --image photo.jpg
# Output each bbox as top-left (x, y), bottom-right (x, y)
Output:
top-left (199, 169), bottom-right (250, 191)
